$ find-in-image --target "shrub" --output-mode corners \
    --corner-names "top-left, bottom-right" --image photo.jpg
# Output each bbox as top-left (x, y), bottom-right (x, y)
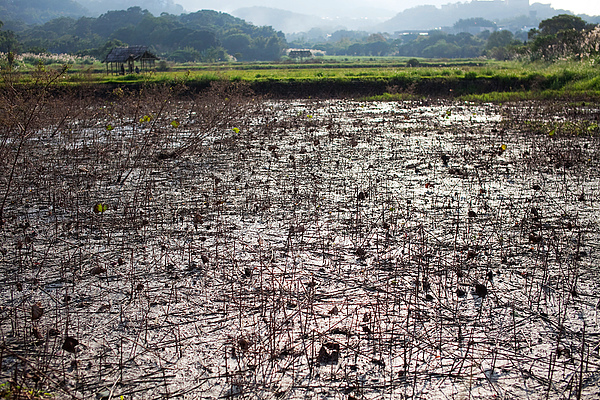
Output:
top-left (406, 58), bottom-right (420, 67)
top-left (156, 60), bottom-right (169, 72)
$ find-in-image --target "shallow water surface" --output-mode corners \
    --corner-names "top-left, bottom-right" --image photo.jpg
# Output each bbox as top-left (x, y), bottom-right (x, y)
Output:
top-left (1, 98), bottom-right (599, 399)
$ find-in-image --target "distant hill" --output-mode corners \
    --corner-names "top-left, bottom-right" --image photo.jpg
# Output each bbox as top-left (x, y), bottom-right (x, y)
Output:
top-left (0, 0), bottom-right (88, 26)
top-left (231, 7), bottom-right (324, 34)
top-left (0, 0), bottom-right (184, 27)
top-left (231, 6), bottom-right (391, 34)
top-left (181, 0), bottom-right (393, 20)
top-left (376, 1), bottom-right (574, 32)
top-left (229, 1), bottom-right (597, 38)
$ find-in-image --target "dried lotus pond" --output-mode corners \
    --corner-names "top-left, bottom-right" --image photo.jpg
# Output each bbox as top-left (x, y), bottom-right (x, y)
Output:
top-left (1, 85), bottom-right (600, 399)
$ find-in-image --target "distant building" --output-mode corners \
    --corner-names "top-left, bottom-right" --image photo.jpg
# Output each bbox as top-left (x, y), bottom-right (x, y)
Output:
top-left (288, 49), bottom-right (314, 60)
top-left (103, 46), bottom-right (159, 75)
top-left (506, 0), bottom-right (530, 10)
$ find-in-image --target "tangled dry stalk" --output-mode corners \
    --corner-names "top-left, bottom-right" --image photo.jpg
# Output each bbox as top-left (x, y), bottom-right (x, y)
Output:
top-left (1, 72), bottom-right (600, 399)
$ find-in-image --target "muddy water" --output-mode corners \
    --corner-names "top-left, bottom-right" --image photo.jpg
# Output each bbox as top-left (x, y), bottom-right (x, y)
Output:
top-left (2, 99), bottom-right (599, 399)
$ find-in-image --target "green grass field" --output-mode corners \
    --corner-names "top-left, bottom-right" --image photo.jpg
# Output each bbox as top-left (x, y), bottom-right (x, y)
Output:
top-left (3, 56), bottom-right (600, 101)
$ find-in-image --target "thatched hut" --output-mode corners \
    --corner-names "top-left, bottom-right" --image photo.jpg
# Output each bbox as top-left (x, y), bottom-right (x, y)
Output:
top-left (103, 46), bottom-right (159, 74)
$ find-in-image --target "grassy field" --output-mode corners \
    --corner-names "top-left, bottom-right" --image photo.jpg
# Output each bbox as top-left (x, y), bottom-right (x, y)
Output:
top-left (3, 55), bottom-right (600, 100)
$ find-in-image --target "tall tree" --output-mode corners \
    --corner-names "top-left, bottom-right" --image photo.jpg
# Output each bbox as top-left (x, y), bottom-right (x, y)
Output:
top-left (528, 14), bottom-right (597, 61)
top-left (538, 14), bottom-right (591, 36)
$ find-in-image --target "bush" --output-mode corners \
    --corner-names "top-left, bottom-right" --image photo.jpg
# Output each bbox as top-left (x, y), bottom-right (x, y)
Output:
top-left (156, 60), bottom-right (169, 72)
top-left (406, 58), bottom-right (420, 67)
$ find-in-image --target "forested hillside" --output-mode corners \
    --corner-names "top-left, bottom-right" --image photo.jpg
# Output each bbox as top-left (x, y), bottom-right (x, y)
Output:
top-left (1, 7), bottom-right (286, 61)
top-left (0, 0), bottom-right (88, 27)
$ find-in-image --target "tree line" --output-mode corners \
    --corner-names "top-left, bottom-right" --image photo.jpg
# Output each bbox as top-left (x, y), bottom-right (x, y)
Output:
top-left (1, 11), bottom-right (598, 63)
top-left (294, 15), bottom-right (599, 61)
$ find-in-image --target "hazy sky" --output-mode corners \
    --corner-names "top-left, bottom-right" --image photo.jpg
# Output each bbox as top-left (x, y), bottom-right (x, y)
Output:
top-left (176, 0), bottom-right (600, 17)
top-left (547, 1), bottom-right (600, 15)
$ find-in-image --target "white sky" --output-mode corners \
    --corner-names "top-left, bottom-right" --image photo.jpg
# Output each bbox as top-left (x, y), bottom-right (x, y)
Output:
top-left (177, 1), bottom-right (600, 17)
top-left (544, 1), bottom-right (600, 16)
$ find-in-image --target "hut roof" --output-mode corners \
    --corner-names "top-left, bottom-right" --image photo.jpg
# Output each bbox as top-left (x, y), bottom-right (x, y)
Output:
top-left (103, 46), bottom-right (159, 63)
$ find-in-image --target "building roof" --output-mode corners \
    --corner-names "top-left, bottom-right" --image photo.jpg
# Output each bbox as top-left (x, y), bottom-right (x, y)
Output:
top-left (288, 49), bottom-right (313, 58)
top-left (103, 46), bottom-right (159, 63)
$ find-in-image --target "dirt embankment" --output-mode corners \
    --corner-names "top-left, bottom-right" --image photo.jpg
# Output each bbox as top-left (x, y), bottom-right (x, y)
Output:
top-left (16, 73), bottom-right (569, 101)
